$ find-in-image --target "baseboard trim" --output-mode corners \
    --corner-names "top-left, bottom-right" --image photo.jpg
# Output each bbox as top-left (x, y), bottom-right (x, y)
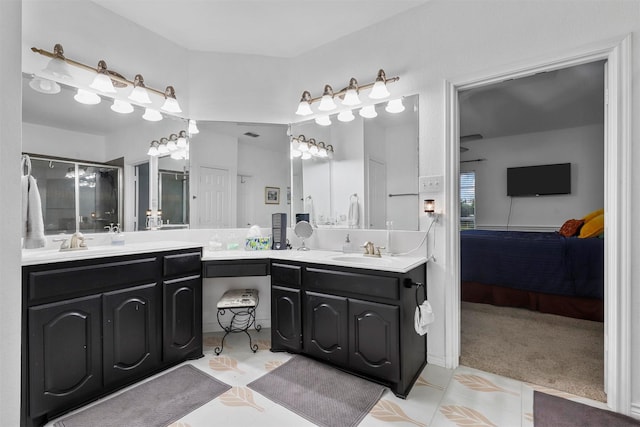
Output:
top-left (630, 403), bottom-right (640, 418)
top-left (428, 354), bottom-right (446, 368)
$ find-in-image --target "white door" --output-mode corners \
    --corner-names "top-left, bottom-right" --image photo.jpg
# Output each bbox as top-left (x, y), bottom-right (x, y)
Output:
top-left (198, 166), bottom-right (230, 228)
top-left (368, 158), bottom-right (387, 229)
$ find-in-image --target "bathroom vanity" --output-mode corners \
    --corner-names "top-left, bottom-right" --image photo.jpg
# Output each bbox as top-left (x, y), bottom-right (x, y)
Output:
top-left (21, 243), bottom-right (203, 427)
top-left (268, 255), bottom-right (427, 398)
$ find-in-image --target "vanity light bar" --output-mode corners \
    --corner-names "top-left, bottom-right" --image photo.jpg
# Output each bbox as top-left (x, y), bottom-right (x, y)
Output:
top-left (295, 69), bottom-right (399, 116)
top-left (31, 44), bottom-right (181, 112)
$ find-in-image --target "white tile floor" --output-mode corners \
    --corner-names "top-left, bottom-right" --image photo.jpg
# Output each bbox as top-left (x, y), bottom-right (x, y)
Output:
top-left (47, 329), bottom-right (610, 427)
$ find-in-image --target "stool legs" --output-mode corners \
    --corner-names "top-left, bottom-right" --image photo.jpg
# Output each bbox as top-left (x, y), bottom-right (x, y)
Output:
top-left (214, 307), bottom-right (262, 355)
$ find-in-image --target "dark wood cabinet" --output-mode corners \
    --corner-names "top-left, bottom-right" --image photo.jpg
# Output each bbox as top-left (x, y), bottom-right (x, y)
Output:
top-left (22, 248), bottom-right (203, 427)
top-left (27, 295), bottom-right (103, 418)
top-left (271, 286), bottom-right (302, 352)
top-left (348, 298), bottom-right (399, 383)
top-left (270, 260), bottom-right (426, 398)
top-left (304, 291), bottom-right (348, 365)
top-left (163, 275), bottom-right (202, 362)
top-left (103, 283), bottom-right (159, 387)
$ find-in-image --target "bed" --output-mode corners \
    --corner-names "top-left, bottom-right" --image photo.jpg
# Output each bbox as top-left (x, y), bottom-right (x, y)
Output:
top-left (461, 229), bottom-right (604, 321)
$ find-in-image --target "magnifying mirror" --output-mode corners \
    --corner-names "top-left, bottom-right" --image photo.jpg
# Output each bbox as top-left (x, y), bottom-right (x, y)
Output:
top-left (294, 220), bottom-right (313, 251)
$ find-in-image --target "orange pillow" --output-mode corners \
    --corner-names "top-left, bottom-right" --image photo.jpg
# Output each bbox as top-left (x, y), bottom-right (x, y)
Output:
top-left (582, 208), bottom-right (604, 223)
top-left (558, 219), bottom-right (584, 237)
top-left (579, 213), bottom-right (604, 238)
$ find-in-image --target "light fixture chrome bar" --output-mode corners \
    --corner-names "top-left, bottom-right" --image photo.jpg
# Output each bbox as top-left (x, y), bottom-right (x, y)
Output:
top-left (302, 69), bottom-right (400, 105)
top-left (31, 44), bottom-right (172, 98)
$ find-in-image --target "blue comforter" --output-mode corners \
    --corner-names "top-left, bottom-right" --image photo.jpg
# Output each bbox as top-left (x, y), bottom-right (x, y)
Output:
top-left (461, 230), bottom-right (604, 299)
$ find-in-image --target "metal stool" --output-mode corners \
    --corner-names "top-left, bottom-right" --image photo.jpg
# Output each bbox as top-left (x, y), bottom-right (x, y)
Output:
top-left (214, 289), bottom-right (261, 355)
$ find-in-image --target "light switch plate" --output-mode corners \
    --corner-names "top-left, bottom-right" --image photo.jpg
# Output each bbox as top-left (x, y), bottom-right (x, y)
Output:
top-left (419, 175), bottom-right (443, 193)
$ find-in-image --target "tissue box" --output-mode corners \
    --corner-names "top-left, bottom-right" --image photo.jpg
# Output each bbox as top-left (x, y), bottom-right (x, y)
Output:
top-left (244, 237), bottom-right (271, 251)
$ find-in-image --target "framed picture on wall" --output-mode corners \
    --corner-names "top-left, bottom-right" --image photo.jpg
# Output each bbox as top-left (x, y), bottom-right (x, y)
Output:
top-left (265, 186), bottom-right (280, 204)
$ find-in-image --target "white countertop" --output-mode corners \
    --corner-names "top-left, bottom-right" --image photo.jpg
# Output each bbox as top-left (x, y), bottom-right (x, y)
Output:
top-left (22, 241), bottom-right (426, 273)
top-left (21, 241), bottom-right (204, 266)
top-left (202, 249), bottom-right (426, 273)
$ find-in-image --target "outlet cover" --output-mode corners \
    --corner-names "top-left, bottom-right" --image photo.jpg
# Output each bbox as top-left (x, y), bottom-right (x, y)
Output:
top-left (419, 175), bottom-right (443, 193)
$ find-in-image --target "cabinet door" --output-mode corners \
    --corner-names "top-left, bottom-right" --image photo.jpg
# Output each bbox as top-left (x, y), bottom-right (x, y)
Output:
top-left (305, 291), bottom-right (349, 366)
top-left (163, 275), bottom-right (203, 362)
top-left (348, 299), bottom-right (400, 382)
top-left (271, 286), bottom-right (302, 352)
top-left (28, 295), bottom-right (102, 417)
top-left (103, 283), bottom-right (160, 387)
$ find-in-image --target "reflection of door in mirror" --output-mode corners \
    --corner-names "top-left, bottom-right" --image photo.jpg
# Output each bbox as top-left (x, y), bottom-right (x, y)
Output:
top-left (28, 157), bottom-right (122, 234)
top-left (198, 166), bottom-right (230, 228)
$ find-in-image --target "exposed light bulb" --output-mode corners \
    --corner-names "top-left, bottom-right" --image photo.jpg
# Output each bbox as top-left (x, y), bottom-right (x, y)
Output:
top-left (74, 88), bottom-right (101, 105)
top-left (385, 98), bottom-right (405, 113)
top-left (337, 110), bottom-right (355, 122)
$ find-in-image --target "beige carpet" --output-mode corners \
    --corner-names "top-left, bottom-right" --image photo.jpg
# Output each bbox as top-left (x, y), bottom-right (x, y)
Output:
top-left (460, 301), bottom-right (605, 402)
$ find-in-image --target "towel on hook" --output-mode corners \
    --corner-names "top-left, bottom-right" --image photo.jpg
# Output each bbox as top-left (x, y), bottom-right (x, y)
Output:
top-left (414, 300), bottom-right (434, 336)
top-left (348, 194), bottom-right (359, 228)
top-left (21, 156), bottom-right (46, 249)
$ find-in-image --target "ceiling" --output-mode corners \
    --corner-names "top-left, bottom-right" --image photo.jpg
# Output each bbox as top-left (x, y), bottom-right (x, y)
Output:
top-left (459, 60), bottom-right (605, 143)
top-left (89, 0), bottom-right (431, 58)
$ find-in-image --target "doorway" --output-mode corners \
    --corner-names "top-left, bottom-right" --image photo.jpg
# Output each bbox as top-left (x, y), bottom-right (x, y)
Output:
top-left (444, 36), bottom-right (632, 412)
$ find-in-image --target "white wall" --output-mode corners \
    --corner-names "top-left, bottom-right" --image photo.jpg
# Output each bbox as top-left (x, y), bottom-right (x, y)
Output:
top-left (1, 1), bottom-right (22, 424)
top-left (462, 124), bottom-right (604, 230)
top-left (23, 122), bottom-right (108, 162)
top-left (331, 118), bottom-right (365, 227)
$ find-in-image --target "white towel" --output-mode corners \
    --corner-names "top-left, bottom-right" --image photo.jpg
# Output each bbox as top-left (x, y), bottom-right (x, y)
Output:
top-left (22, 175), bottom-right (46, 249)
top-left (414, 300), bottom-right (434, 336)
top-left (348, 194), bottom-right (359, 228)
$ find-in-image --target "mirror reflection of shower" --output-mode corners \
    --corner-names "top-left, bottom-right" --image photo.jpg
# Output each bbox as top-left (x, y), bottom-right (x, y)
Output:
top-left (158, 169), bottom-right (189, 227)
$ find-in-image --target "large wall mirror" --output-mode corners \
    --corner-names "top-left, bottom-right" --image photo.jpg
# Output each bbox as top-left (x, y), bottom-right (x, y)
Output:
top-left (189, 121), bottom-right (290, 229)
top-left (290, 94), bottom-right (419, 231)
top-left (22, 73), bottom-right (189, 232)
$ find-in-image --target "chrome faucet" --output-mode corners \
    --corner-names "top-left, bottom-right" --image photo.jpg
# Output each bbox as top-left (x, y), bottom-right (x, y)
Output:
top-left (362, 241), bottom-right (385, 257)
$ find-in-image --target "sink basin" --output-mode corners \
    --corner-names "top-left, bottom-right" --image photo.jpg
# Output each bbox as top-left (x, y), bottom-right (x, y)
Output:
top-left (330, 255), bottom-right (393, 265)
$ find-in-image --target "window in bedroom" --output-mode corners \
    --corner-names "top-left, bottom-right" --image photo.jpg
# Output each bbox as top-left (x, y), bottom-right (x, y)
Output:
top-left (460, 171), bottom-right (476, 229)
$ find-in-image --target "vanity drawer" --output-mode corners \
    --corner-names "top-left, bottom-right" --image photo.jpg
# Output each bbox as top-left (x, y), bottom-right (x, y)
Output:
top-left (27, 257), bottom-right (158, 304)
top-left (271, 263), bottom-right (302, 287)
top-left (203, 259), bottom-right (269, 277)
top-left (163, 252), bottom-right (202, 277)
top-left (305, 267), bottom-right (399, 300)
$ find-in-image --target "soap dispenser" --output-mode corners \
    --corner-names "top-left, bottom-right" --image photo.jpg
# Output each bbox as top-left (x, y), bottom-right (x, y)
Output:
top-left (342, 234), bottom-right (353, 253)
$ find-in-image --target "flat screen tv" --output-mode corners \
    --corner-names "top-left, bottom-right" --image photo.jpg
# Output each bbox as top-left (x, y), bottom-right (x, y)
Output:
top-left (507, 163), bottom-right (571, 196)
